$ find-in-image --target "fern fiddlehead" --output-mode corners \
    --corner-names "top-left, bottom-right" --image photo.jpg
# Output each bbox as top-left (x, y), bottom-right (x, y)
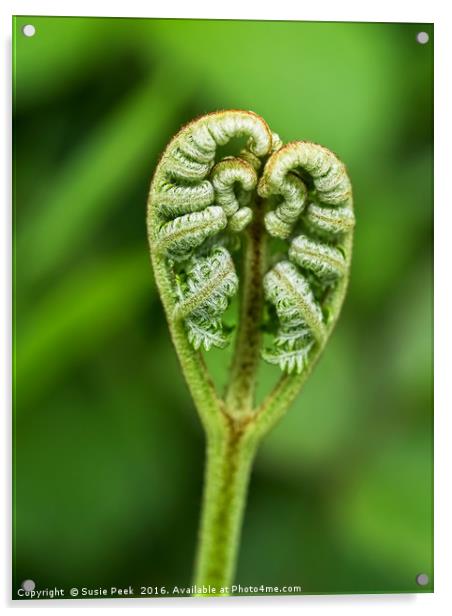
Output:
top-left (147, 111), bottom-right (354, 596)
top-left (259, 141), bottom-right (354, 375)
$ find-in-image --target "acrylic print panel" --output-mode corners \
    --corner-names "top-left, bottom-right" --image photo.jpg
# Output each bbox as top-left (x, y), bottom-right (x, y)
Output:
top-left (13, 16), bottom-right (433, 600)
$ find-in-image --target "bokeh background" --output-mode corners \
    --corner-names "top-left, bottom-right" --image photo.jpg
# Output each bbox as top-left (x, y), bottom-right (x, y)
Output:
top-left (13, 17), bottom-right (433, 597)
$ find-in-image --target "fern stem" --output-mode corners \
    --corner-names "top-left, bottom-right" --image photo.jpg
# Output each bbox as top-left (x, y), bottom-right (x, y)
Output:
top-left (193, 421), bottom-right (257, 595)
top-left (225, 200), bottom-right (266, 415)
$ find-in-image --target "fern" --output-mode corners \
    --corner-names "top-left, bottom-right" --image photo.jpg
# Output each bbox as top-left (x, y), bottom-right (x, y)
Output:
top-left (259, 141), bottom-right (354, 373)
top-left (147, 110), bottom-right (354, 595)
top-left (174, 247), bottom-right (239, 351)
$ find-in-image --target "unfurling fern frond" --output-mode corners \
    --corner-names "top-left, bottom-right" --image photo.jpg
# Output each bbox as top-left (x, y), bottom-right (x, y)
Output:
top-left (259, 172), bottom-right (307, 239)
top-left (173, 247), bottom-right (239, 351)
top-left (259, 141), bottom-right (355, 374)
top-left (155, 207), bottom-right (228, 261)
top-left (288, 235), bottom-right (347, 282)
top-left (148, 113), bottom-right (354, 365)
top-left (262, 261), bottom-right (323, 374)
top-left (148, 110), bottom-right (274, 352)
top-left (211, 157), bottom-right (256, 232)
top-left (304, 201), bottom-right (355, 238)
top-left (147, 110), bottom-right (355, 593)
top-left (149, 110), bottom-right (272, 246)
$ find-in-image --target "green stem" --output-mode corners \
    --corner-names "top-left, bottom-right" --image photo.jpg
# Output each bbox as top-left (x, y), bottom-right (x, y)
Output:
top-left (193, 201), bottom-right (266, 594)
top-left (225, 200), bottom-right (266, 415)
top-left (193, 419), bottom-right (257, 595)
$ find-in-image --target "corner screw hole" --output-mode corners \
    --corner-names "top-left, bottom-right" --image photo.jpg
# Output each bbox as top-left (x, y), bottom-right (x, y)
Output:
top-left (22, 24), bottom-right (36, 37)
top-left (21, 579), bottom-right (36, 591)
top-left (416, 573), bottom-right (429, 586)
top-left (416, 32), bottom-right (429, 44)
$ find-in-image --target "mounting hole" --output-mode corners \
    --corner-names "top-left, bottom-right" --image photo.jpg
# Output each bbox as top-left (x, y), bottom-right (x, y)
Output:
top-left (21, 579), bottom-right (36, 592)
top-left (22, 24), bottom-right (36, 37)
top-left (416, 32), bottom-right (429, 45)
top-left (416, 573), bottom-right (429, 586)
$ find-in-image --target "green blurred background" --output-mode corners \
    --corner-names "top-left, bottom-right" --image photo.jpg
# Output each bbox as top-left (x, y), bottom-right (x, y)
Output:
top-left (13, 17), bottom-right (433, 597)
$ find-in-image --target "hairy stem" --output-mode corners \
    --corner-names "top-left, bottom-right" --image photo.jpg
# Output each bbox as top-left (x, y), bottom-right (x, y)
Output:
top-left (225, 200), bottom-right (266, 415)
top-left (193, 419), bottom-right (257, 595)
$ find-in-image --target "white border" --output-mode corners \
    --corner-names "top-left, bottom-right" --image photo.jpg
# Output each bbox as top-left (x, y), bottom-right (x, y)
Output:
top-left (0, 1), bottom-right (441, 22)
top-left (2, 1), bottom-right (450, 614)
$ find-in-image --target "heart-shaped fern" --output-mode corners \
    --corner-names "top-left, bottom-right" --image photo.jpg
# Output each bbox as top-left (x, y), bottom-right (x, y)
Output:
top-left (148, 111), bottom-right (353, 381)
top-left (147, 110), bottom-right (354, 594)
